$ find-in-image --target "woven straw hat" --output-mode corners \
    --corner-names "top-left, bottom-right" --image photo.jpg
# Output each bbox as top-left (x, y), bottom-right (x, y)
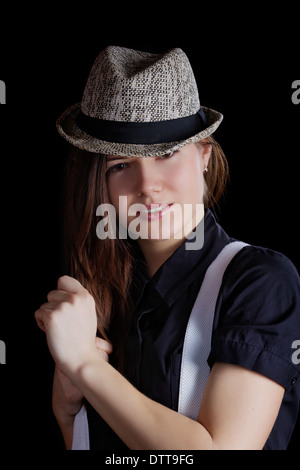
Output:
top-left (56, 46), bottom-right (223, 157)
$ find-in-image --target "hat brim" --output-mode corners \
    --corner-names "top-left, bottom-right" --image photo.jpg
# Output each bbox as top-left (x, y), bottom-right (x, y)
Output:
top-left (56, 104), bottom-right (223, 157)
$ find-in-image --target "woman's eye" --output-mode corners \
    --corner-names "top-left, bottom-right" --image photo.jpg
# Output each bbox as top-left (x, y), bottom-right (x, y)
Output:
top-left (158, 151), bottom-right (176, 160)
top-left (107, 162), bottom-right (128, 173)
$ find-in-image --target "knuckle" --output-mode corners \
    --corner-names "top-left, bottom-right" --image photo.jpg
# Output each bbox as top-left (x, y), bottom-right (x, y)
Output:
top-left (80, 288), bottom-right (95, 305)
top-left (87, 291), bottom-right (96, 306)
top-left (67, 292), bottom-right (77, 305)
top-left (57, 300), bottom-right (70, 312)
top-left (80, 287), bottom-right (89, 298)
top-left (47, 290), bottom-right (56, 301)
top-left (34, 308), bottom-right (41, 321)
top-left (57, 275), bottom-right (69, 289)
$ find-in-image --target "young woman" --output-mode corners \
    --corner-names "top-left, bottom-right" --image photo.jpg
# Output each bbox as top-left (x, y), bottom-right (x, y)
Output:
top-left (35, 46), bottom-right (300, 450)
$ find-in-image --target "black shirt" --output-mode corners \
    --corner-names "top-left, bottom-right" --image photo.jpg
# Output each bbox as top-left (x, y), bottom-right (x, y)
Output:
top-left (86, 209), bottom-right (300, 450)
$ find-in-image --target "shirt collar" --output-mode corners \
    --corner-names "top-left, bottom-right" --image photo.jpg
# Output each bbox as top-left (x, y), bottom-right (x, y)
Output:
top-left (131, 209), bottom-right (232, 308)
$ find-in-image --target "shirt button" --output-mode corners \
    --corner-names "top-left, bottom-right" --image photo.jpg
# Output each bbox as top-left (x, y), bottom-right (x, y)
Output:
top-left (291, 377), bottom-right (297, 386)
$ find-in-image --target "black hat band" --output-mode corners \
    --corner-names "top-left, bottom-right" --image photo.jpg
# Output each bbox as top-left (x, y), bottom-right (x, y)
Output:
top-left (76, 108), bottom-right (207, 145)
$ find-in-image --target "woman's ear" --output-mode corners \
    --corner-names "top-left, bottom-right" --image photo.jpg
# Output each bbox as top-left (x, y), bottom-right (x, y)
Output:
top-left (198, 139), bottom-right (212, 170)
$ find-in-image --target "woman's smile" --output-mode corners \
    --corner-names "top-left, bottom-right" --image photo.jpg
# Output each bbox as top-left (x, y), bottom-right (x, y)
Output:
top-left (138, 203), bottom-right (174, 220)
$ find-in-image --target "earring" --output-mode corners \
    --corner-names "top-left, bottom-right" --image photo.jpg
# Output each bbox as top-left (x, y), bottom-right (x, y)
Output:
top-left (203, 167), bottom-right (208, 174)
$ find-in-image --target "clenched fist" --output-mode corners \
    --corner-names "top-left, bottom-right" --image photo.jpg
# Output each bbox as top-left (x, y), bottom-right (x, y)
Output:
top-left (35, 275), bottom-right (103, 377)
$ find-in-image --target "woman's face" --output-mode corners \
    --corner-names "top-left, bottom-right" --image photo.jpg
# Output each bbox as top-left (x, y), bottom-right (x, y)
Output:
top-left (106, 142), bottom-right (211, 248)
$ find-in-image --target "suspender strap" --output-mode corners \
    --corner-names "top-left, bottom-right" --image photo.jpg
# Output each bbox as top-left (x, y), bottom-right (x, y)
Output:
top-left (178, 241), bottom-right (249, 420)
top-left (72, 403), bottom-right (90, 450)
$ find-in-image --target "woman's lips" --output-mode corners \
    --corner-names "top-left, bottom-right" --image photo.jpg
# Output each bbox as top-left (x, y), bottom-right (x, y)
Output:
top-left (139, 203), bottom-right (173, 221)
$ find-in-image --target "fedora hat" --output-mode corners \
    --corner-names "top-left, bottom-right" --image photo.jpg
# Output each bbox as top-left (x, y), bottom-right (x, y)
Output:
top-left (56, 46), bottom-right (223, 157)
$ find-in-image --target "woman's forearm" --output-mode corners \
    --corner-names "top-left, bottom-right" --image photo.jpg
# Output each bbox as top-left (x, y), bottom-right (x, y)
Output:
top-left (72, 355), bottom-right (214, 450)
top-left (53, 411), bottom-right (74, 450)
top-left (52, 367), bottom-right (84, 450)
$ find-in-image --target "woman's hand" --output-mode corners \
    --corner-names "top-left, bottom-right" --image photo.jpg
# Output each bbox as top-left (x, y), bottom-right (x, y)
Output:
top-left (52, 338), bottom-right (113, 423)
top-left (35, 275), bottom-right (101, 377)
top-left (52, 337), bottom-right (113, 449)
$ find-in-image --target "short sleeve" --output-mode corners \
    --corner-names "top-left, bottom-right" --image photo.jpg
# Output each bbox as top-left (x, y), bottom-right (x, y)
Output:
top-left (208, 246), bottom-right (300, 392)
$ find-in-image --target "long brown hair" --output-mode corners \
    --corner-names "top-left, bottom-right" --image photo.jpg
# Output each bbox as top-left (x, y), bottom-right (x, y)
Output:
top-left (62, 136), bottom-right (229, 370)
top-left (200, 136), bottom-right (229, 207)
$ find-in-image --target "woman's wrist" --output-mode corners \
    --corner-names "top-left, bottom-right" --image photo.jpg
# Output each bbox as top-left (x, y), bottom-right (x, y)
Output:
top-left (52, 366), bottom-right (84, 426)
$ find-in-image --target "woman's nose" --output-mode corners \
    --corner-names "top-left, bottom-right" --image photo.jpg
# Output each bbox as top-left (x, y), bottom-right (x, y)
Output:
top-left (135, 160), bottom-right (163, 197)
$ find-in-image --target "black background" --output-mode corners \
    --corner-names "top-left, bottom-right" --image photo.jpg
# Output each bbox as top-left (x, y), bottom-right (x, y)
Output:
top-left (0, 6), bottom-right (299, 453)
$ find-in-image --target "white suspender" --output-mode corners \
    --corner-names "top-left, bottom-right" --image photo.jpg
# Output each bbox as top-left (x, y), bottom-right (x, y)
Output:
top-left (72, 241), bottom-right (249, 449)
top-left (178, 241), bottom-right (248, 420)
top-left (72, 402), bottom-right (90, 450)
